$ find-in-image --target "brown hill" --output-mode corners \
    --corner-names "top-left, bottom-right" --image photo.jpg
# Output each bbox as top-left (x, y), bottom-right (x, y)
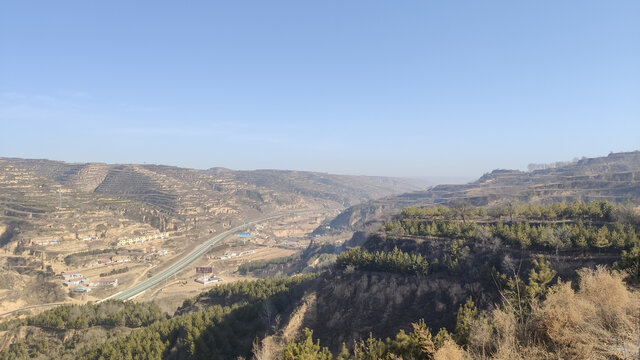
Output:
top-left (321, 151), bottom-right (640, 232)
top-left (0, 157), bottom-right (425, 311)
top-left (2, 158), bottom-right (427, 219)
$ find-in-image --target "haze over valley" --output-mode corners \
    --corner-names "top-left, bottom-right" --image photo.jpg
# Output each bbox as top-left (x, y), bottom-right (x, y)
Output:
top-left (1, 1), bottom-right (639, 359)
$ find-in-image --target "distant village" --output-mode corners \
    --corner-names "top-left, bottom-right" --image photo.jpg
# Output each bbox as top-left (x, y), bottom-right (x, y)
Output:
top-left (214, 248), bottom-right (255, 260)
top-left (117, 232), bottom-right (170, 246)
top-left (38, 226), bottom-right (307, 296)
top-left (59, 272), bottom-right (118, 293)
top-left (29, 232), bottom-right (171, 247)
top-left (94, 248), bottom-right (169, 266)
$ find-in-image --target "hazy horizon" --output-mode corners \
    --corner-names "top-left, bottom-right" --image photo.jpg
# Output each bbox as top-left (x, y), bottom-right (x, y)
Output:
top-left (5, 150), bottom-right (640, 186)
top-left (2, 1), bottom-right (639, 181)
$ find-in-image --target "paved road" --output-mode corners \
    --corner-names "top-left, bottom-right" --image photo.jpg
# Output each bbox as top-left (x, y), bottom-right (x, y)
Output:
top-left (100, 209), bottom-right (334, 302)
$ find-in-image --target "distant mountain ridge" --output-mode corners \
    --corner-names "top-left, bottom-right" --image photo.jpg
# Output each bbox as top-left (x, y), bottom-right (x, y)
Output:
top-left (0, 157), bottom-right (427, 309)
top-left (320, 151), bottom-right (640, 232)
top-left (204, 168), bottom-right (427, 207)
top-left (0, 157), bottom-right (427, 221)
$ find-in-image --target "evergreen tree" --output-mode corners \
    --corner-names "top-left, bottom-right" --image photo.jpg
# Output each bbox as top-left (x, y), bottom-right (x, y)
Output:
top-left (615, 245), bottom-right (640, 284)
top-left (336, 343), bottom-right (351, 360)
top-left (454, 297), bottom-right (478, 346)
top-left (283, 328), bottom-right (332, 360)
top-left (526, 255), bottom-right (556, 300)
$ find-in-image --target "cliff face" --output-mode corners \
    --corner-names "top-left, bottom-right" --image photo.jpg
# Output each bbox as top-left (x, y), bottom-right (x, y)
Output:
top-left (300, 231), bottom-right (620, 352)
top-left (320, 151), bottom-right (640, 233)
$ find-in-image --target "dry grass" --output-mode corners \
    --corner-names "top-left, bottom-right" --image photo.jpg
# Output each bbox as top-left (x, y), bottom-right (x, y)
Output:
top-left (533, 267), bottom-right (639, 359)
top-left (251, 292), bottom-right (317, 360)
top-left (433, 339), bottom-right (469, 360)
top-left (251, 267), bottom-right (639, 359)
top-left (575, 267), bottom-right (636, 334)
top-left (533, 282), bottom-right (600, 358)
top-left (486, 266), bottom-right (640, 360)
top-left (252, 336), bottom-right (281, 360)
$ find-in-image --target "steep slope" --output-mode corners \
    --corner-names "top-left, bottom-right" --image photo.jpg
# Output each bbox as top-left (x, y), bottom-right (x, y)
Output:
top-left (93, 165), bottom-right (178, 212)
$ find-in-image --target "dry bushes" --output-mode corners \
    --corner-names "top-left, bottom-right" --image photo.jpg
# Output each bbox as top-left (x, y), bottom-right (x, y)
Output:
top-left (433, 339), bottom-right (469, 360)
top-left (532, 267), bottom-right (639, 359)
top-left (575, 267), bottom-right (636, 334)
top-left (251, 267), bottom-right (638, 359)
top-left (484, 266), bottom-right (639, 360)
top-left (532, 282), bottom-right (600, 358)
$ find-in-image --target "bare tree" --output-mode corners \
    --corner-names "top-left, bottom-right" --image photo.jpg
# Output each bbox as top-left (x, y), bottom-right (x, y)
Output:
top-left (261, 299), bottom-right (276, 329)
top-left (450, 199), bottom-right (471, 223)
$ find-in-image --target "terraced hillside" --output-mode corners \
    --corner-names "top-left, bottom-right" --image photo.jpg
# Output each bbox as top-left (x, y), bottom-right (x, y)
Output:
top-left (0, 159), bottom-right (180, 312)
top-left (0, 157), bottom-right (425, 311)
top-left (2, 159), bottom-right (427, 219)
top-left (206, 168), bottom-right (427, 206)
top-left (321, 151), bottom-right (640, 232)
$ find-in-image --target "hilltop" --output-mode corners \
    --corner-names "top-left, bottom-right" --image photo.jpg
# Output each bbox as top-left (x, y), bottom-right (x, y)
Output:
top-left (205, 168), bottom-right (427, 206)
top-left (319, 151), bottom-right (640, 233)
top-left (2, 158), bottom-right (427, 216)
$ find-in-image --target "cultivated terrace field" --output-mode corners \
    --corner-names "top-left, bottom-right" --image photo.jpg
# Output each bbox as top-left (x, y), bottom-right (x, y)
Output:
top-left (0, 157), bottom-right (423, 316)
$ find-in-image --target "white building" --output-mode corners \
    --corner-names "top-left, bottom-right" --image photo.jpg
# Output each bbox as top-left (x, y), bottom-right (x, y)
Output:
top-left (195, 275), bottom-right (222, 284)
top-left (90, 278), bottom-right (118, 287)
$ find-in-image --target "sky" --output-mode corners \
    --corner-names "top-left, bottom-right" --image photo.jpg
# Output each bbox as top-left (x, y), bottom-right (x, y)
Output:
top-left (1, 1), bottom-right (639, 184)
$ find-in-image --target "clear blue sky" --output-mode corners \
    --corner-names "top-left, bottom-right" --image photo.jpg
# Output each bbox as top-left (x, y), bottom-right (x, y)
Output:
top-left (1, 1), bottom-right (639, 183)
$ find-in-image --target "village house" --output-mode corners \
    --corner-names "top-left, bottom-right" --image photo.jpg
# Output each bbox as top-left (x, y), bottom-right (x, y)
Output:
top-left (60, 272), bottom-right (83, 280)
top-left (90, 278), bottom-right (118, 287)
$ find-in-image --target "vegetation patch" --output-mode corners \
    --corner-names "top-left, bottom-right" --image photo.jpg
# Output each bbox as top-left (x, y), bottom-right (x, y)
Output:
top-left (384, 201), bottom-right (639, 253)
top-left (237, 254), bottom-right (301, 275)
top-left (336, 246), bottom-right (429, 275)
